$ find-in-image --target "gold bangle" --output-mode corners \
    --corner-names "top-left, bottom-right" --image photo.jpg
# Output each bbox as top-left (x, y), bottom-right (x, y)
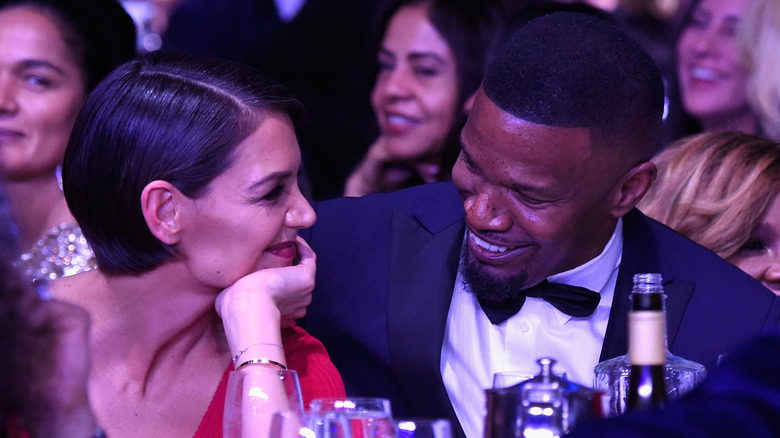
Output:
top-left (232, 342), bottom-right (284, 366)
top-left (236, 358), bottom-right (287, 371)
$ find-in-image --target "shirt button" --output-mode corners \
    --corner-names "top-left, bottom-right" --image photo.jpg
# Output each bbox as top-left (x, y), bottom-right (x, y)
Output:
top-left (519, 321), bottom-right (530, 333)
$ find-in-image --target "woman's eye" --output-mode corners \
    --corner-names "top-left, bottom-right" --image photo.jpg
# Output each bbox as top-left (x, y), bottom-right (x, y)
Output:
top-left (414, 66), bottom-right (438, 77)
top-left (376, 52), bottom-right (395, 73)
top-left (251, 185), bottom-right (286, 204)
top-left (740, 238), bottom-right (767, 253)
top-left (685, 13), bottom-right (709, 30)
top-left (722, 22), bottom-right (739, 38)
top-left (263, 185), bottom-right (286, 201)
top-left (25, 75), bottom-right (52, 88)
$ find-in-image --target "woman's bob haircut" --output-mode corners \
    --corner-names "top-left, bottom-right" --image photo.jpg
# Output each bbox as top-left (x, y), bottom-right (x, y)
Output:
top-left (62, 52), bottom-right (302, 275)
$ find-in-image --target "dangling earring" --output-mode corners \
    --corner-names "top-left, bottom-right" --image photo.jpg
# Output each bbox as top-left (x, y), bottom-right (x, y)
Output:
top-left (55, 165), bottom-right (63, 192)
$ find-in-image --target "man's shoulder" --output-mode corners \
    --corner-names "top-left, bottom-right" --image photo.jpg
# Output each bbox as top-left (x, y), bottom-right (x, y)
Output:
top-left (624, 209), bottom-right (768, 293)
top-left (621, 210), bottom-right (778, 369)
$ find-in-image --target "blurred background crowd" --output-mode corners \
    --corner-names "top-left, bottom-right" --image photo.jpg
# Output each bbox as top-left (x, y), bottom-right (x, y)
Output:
top-left (2, 0), bottom-right (780, 436)
top-left (114, 0), bottom-right (779, 200)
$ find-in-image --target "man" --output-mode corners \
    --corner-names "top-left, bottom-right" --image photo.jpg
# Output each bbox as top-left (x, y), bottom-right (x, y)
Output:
top-left (300, 12), bottom-right (780, 438)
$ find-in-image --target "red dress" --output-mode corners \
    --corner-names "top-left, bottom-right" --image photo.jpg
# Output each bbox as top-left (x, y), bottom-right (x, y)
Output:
top-left (192, 323), bottom-right (346, 437)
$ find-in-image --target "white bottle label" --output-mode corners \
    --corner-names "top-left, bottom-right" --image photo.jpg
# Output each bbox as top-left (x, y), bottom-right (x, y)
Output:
top-left (628, 311), bottom-right (666, 365)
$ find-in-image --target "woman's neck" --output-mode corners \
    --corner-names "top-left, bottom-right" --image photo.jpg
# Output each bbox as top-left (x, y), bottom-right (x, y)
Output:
top-left (51, 265), bottom-right (231, 438)
top-left (699, 108), bottom-right (760, 135)
top-left (2, 173), bottom-right (74, 251)
top-left (52, 265), bottom-right (230, 382)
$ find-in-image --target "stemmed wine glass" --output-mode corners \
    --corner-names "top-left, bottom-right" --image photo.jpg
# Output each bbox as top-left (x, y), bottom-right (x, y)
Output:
top-left (223, 367), bottom-right (305, 438)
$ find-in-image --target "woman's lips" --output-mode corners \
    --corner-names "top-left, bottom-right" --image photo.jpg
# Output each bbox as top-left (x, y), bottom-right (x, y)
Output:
top-left (0, 128), bottom-right (23, 142)
top-left (684, 66), bottom-right (728, 88)
top-left (381, 112), bottom-right (420, 135)
top-left (266, 241), bottom-right (298, 259)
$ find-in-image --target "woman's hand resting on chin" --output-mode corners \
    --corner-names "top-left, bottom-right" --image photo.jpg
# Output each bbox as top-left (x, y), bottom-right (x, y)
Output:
top-left (215, 236), bottom-right (316, 359)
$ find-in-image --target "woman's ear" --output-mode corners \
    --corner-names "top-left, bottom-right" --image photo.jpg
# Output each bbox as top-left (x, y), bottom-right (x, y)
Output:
top-left (610, 161), bottom-right (657, 218)
top-left (141, 181), bottom-right (183, 245)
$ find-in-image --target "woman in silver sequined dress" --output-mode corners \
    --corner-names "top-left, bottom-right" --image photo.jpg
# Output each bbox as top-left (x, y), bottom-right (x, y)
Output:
top-left (0, 0), bottom-right (136, 283)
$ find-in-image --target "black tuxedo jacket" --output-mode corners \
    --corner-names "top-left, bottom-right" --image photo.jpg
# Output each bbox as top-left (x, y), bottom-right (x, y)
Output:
top-left (300, 183), bottom-right (780, 437)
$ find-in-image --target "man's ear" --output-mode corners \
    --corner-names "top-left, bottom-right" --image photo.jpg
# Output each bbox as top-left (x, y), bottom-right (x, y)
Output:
top-left (610, 161), bottom-right (657, 217)
top-left (141, 181), bottom-right (183, 245)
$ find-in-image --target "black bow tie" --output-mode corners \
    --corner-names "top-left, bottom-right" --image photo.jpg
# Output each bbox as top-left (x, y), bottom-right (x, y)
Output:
top-left (479, 280), bottom-right (601, 325)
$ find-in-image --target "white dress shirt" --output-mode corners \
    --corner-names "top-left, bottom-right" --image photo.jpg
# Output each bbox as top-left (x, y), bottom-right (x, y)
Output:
top-left (441, 219), bottom-right (623, 438)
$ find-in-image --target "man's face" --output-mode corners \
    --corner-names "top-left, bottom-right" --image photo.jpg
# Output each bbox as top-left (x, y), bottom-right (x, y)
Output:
top-left (452, 90), bottom-right (624, 301)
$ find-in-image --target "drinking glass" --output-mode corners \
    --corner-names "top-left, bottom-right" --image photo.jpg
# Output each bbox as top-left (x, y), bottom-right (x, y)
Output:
top-left (269, 411), bottom-right (307, 438)
top-left (223, 367), bottom-right (304, 438)
top-left (308, 397), bottom-right (395, 438)
top-left (394, 418), bottom-right (452, 438)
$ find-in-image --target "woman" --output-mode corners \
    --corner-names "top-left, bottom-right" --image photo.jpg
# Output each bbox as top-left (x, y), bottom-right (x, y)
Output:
top-left (675, 0), bottom-right (759, 135)
top-left (639, 131), bottom-right (780, 294)
top-left (1, 184), bottom-right (97, 438)
top-left (0, 0), bottom-right (136, 283)
top-left (344, 0), bottom-right (501, 196)
top-left (738, 0), bottom-right (780, 139)
top-left (51, 53), bottom-right (345, 438)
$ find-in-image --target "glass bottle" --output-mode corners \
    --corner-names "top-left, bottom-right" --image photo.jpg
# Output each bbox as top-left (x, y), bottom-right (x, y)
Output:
top-left (625, 273), bottom-right (666, 410)
top-left (593, 273), bottom-right (707, 416)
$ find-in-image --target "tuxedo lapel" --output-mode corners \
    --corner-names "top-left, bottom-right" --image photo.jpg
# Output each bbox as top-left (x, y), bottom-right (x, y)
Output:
top-left (600, 210), bottom-right (695, 361)
top-left (387, 208), bottom-right (465, 423)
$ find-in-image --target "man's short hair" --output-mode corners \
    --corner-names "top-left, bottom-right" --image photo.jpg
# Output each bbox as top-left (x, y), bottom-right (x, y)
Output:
top-left (483, 12), bottom-right (664, 155)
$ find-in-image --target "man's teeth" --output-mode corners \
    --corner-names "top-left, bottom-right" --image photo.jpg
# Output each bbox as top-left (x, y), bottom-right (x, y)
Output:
top-left (471, 233), bottom-right (513, 253)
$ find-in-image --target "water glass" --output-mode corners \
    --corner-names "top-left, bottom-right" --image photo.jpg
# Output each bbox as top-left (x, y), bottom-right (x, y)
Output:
top-left (308, 397), bottom-right (395, 438)
top-left (223, 367), bottom-right (304, 438)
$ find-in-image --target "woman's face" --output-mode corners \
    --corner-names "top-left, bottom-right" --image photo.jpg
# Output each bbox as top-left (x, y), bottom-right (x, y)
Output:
top-left (676, 0), bottom-right (753, 127)
top-left (0, 7), bottom-right (87, 181)
top-left (177, 112), bottom-right (316, 288)
top-left (728, 193), bottom-right (780, 295)
top-left (370, 3), bottom-right (460, 161)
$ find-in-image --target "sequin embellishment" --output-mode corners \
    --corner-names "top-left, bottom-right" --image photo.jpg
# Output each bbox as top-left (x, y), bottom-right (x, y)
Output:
top-left (16, 223), bottom-right (97, 283)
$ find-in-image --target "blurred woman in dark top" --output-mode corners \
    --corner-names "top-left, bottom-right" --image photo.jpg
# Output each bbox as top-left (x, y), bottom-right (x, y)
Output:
top-left (344, 0), bottom-right (502, 196)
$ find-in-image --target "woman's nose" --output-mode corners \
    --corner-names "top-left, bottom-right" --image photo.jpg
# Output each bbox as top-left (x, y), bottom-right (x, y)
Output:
top-left (690, 27), bottom-right (721, 57)
top-left (0, 77), bottom-right (19, 114)
top-left (285, 186), bottom-right (316, 229)
top-left (761, 253), bottom-right (780, 295)
top-left (379, 67), bottom-right (413, 100)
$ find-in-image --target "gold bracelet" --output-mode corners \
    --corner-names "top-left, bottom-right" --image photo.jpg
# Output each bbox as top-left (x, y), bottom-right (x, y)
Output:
top-left (236, 358), bottom-right (287, 371)
top-left (232, 342), bottom-right (285, 366)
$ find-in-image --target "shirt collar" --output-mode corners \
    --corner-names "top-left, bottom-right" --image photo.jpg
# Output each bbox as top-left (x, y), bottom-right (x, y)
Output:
top-left (548, 217), bottom-right (623, 295)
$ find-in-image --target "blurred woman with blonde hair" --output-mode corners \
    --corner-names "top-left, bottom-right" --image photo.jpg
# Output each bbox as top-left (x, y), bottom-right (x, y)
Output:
top-left (738, 0), bottom-right (780, 139)
top-left (639, 131), bottom-right (780, 293)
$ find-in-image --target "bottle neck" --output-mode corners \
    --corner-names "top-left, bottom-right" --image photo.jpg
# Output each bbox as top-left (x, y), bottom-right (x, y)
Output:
top-left (630, 291), bottom-right (665, 311)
